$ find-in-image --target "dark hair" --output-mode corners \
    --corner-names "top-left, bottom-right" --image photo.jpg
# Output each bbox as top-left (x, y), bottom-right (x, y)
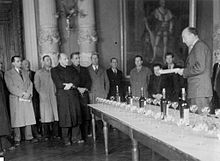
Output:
top-left (110, 57), bottom-right (117, 62)
top-left (91, 52), bottom-right (99, 59)
top-left (70, 52), bottom-right (80, 59)
top-left (42, 55), bottom-right (50, 61)
top-left (188, 27), bottom-right (198, 36)
top-left (153, 63), bottom-right (162, 68)
top-left (135, 55), bottom-right (143, 61)
top-left (11, 55), bottom-right (21, 63)
top-left (165, 52), bottom-right (174, 58)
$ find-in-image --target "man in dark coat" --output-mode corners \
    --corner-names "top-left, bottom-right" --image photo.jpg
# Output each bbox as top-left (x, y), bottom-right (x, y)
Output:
top-left (22, 60), bottom-right (41, 138)
top-left (148, 63), bottom-right (163, 99)
top-left (0, 75), bottom-right (14, 155)
top-left (106, 58), bottom-right (124, 101)
top-left (162, 52), bottom-right (185, 102)
top-left (211, 51), bottom-right (220, 114)
top-left (70, 52), bottom-right (91, 141)
top-left (177, 27), bottom-right (213, 114)
top-left (51, 53), bottom-right (82, 145)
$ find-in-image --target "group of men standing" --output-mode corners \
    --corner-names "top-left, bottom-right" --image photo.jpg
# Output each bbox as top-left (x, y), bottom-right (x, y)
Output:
top-left (0, 26), bottom-right (219, 153)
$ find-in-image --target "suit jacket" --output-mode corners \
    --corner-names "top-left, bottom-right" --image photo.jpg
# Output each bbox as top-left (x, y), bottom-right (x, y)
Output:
top-left (148, 74), bottom-right (163, 98)
top-left (106, 68), bottom-right (124, 100)
top-left (88, 65), bottom-right (109, 103)
top-left (212, 63), bottom-right (220, 97)
top-left (4, 68), bottom-right (36, 127)
top-left (183, 40), bottom-right (213, 99)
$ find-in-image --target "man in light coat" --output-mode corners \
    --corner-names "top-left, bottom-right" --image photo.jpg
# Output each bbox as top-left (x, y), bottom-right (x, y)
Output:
top-left (5, 56), bottom-right (37, 145)
top-left (88, 53), bottom-right (109, 103)
top-left (34, 55), bottom-right (59, 140)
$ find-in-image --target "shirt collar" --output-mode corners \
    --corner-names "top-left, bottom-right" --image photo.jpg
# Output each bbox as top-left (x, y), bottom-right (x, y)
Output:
top-left (189, 38), bottom-right (199, 50)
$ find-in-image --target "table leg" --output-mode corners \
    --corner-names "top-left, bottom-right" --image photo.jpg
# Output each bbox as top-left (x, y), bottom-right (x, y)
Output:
top-left (131, 138), bottom-right (139, 161)
top-left (103, 120), bottom-right (108, 155)
top-left (91, 112), bottom-right (96, 142)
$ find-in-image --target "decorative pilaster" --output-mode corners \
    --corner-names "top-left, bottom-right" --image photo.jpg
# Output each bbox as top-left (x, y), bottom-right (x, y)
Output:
top-left (77, 0), bottom-right (97, 67)
top-left (189, 0), bottom-right (197, 27)
top-left (38, 0), bottom-right (60, 67)
top-left (22, 0), bottom-right (39, 71)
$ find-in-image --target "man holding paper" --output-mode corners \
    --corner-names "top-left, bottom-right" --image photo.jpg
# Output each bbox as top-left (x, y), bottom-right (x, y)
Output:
top-left (175, 27), bottom-right (213, 113)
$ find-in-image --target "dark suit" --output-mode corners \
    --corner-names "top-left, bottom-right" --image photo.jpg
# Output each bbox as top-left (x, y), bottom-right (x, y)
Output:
top-left (148, 74), bottom-right (163, 98)
top-left (183, 40), bottom-right (213, 113)
top-left (106, 68), bottom-right (124, 101)
top-left (212, 63), bottom-right (220, 112)
top-left (162, 64), bottom-right (185, 102)
top-left (72, 65), bottom-right (91, 140)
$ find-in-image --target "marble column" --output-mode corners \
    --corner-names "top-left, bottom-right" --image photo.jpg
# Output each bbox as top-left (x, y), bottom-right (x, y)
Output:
top-left (38, 0), bottom-right (60, 67)
top-left (189, 0), bottom-right (197, 27)
top-left (22, 0), bottom-right (39, 71)
top-left (77, 0), bottom-right (97, 67)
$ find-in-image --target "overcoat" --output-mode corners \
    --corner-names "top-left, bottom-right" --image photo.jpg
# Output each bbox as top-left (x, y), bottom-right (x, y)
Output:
top-left (34, 68), bottom-right (58, 123)
top-left (0, 76), bottom-right (10, 136)
top-left (88, 65), bottom-right (109, 103)
top-left (51, 64), bottom-right (81, 127)
top-left (4, 68), bottom-right (36, 127)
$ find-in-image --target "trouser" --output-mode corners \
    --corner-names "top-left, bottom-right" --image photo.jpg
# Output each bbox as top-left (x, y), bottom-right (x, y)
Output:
top-left (14, 125), bottom-right (33, 141)
top-left (0, 136), bottom-right (11, 152)
top-left (62, 126), bottom-right (82, 143)
top-left (80, 120), bottom-right (90, 140)
top-left (42, 122), bottom-right (59, 138)
top-left (188, 97), bottom-right (212, 114)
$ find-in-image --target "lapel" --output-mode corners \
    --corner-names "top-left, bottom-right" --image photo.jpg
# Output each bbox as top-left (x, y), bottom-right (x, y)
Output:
top-left (12, 68), bottom-right (24, 82)
top-left (186, 40), bottom-right (200, 65)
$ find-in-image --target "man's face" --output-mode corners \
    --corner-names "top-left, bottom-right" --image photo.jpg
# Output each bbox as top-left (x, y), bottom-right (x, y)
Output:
top-left (59, 54), bottom-right (69, 67)
top-left (22, 60), bottom-right (30, 71)
top-left (165, 55), bottom-right (173, 65)
top-left (12, 57), bottom-right (22, 69)
top-left (135, 57), bottom-right (143, 67)
top-left (154, 66), bottom-right (161, 76)
top-left (91, 55), bottom-right (98, 65)
top-left (110, 59), bottom-right (118, 69)
top-left (159, 0), bottom-right (165, 7)
top-left (71, 54), bottom-right (80, 66)
top-left (43, 56), bottom-right (52, 67)
top-left (215, 52), bottom-right (220, 62)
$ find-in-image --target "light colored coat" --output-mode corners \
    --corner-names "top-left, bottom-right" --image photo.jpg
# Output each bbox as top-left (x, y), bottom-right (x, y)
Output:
top-left (4, 68), bottom-right (36, 127)
top-left (34, 68), bottom-right (58, 123)
top-left (88, 65), bottom-right (109, 103)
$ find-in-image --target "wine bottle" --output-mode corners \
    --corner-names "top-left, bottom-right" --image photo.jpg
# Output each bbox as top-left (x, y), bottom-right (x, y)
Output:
top-left (160, 88), bottom-right (167, 118)
top-left (115, 85), bottom-right (121, 102)
top-left (126, 86), bottom-right (133, 105)
top-left (180, 88), bottom-right (189, 125)
top-left (139, 87), bottom-right (146, 108)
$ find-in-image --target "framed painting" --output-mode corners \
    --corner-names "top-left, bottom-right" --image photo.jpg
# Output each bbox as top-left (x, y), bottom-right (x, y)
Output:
top-left (120, 0), bottom-right (189, 77)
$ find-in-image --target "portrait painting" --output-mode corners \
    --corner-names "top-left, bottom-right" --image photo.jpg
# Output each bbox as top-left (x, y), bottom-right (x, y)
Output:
top-left (123, 0), bottom-right (189, 77)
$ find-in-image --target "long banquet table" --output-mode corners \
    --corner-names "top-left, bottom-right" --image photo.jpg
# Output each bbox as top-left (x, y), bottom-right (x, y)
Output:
top-left (89, 103), bottom-right (220, 161)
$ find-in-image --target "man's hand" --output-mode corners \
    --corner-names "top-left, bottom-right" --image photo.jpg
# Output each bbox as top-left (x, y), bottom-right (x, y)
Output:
top-left (22, 92), bottom-right (31, 99)
top-left (78, 87), bottom-right (87, 94)
top-left (174, 68), bottom-right (184, 76)
top-left (63, 83), bottom-right (74, 90)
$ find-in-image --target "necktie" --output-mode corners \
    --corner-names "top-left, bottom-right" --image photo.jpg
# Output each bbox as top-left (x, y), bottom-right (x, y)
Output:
top-left (95, 66), bottom-right (98, 74)
top-left (19, 70), bottom-right (23, 80)
top-left (214, 64), bottom-right (220, 91)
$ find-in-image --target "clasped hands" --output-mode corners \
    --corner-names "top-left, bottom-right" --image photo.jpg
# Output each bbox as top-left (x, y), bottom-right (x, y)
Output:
top-left (63, 83), bottom-right (74, 90)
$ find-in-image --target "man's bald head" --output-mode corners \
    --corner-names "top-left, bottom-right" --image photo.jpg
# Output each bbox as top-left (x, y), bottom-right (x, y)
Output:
top-left (58, 53), bottom-right (69, 67)
top-left (182, 27), bottom-right (198, 47)
top-left (22, 59), bottom-right (30, 71)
